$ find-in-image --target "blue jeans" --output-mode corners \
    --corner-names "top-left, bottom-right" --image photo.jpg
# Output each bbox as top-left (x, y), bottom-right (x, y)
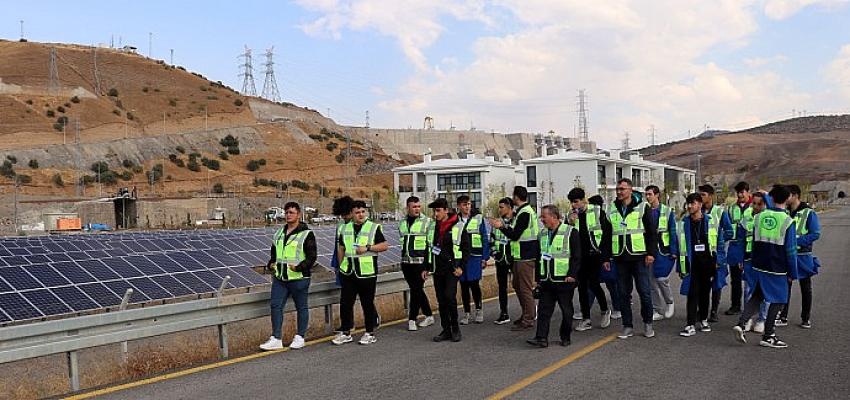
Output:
top-left (616, 258), bottom-right (654, 328)
top-left (270, 277), bottom-right (311, 338)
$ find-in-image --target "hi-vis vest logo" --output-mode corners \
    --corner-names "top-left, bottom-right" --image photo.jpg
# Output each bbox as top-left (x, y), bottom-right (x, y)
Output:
top-left (762, 215), bottom-right (778, 230)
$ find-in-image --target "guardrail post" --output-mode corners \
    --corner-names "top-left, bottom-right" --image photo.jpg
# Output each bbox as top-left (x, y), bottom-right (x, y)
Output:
top-left (67, 351), bottom-right (80, 392)
top-left (324, 304), bottom-right (334, 335)
top-left (403, 289), bottom-right (410, 314)
top-left (217, 276), bottom-right (231, 359)
top-left (119, 289), bottom-right (133, 363)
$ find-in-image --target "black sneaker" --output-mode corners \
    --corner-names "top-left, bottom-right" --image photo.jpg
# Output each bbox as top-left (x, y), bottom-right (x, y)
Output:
top-left (800, 320), bottom-right (812, 329)
top-left (494, 313), bottom-right (511, 325)
top-left (775, 318), bottom-right (789, 327)
top-left (724, 307), bottom-right (741, 315)
top-left (450, 327), bottom-right (462, 342)
top-left (560, 338), bottom-right (571, 347)
top-left (433, 330), bottom-right (451, 342)
top-left (708, 311), bottom-right (719, 323)
top-left (526, 337), bottom-right (548, 348)
top-left (759, 335), bottom-right (788, 349)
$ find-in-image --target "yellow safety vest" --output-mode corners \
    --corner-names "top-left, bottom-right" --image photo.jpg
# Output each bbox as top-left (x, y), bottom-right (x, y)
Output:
top-left (273, 228), bottom-right (311, 281)
top-left (608, 201), bottom-right (647, 256)
top-left (538, 223), bottom-right (573, 282)
top-left (340, 220), bottom-right (380, 278)
top-left (510, 204), bottom-right (540, 261)
top-left (399, 215), bottom-right (430, 264)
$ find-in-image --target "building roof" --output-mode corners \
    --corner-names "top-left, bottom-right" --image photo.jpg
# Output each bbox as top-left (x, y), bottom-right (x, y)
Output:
top-left (393, 157), bottom-right (515, 173)
top-left (521, 150), bottom-right (694, 172)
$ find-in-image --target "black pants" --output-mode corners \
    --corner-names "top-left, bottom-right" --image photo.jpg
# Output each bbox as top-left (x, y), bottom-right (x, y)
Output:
top-left (780, 277), bottom-right (813, 321)
top-left (460, 280), bottom-right (482, 313)
top-left (578, 253), bottom-right (608, 319)
top-left (402, 263), bottom-right (433, 320)
top-left (687, 255), bottom-right (714, 326)
top-left (496, 261), bottom-right (512, 314)
top-left (339, 273), bottom-right (378, 333)
top-left (433, 271), bottom-right (460, 332)
top-left (535, 281), bottom-right (576, 342)
top-left (729, 263), bottom-right (744, 310)
top-left (739, 282), bottom-right (785, 339)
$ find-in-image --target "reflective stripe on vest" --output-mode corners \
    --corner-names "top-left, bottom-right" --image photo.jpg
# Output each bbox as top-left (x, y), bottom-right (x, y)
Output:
top-left (274, 228), bottom-right (310, 281)
top-left (677, 216), bottom-right (717, 274)
top-left (608, 201), bottom-right (647, 256)
top-left (580, 204), bottom-right (604, 252)
top-left (743, 209), bottom-right (755, 253)
top-left (511, 205), bottom-right (540, 260)
top-left (656, 204), bottom-right (671, 255)
top-left (400, 216), bottom-right (430, 264)
top-left (491, 217), bottom-right (511, 263)
top-left (754, 209), bottom-right (793, 246)
top-left (451, 225), bottom-right (464, 259)
top-left (730, 204), bottom-right (751, 240)
top-left (341, 221), bottom-right (380, 278)
top-left (538, 223), bottom-right (573, 282)
top-left (463, 214), bottom-right (484, 256)
top-left (336, 222), bottom-right (349, 274)
top-left (707, 205), bottom-right (722, 252)
top-left (793, 208), bottom-right (811, 252)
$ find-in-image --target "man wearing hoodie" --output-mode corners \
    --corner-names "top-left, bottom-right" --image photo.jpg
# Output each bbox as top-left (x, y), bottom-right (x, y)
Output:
top-left (699, 184), bottom-right (734, 323)
top-left (456, 195), bottom-right (490, 325)
top-left (733, 185), bottom-right (798, 348)
top-left (260, 202), bottom-right (317, 351)
top-left (427, 198), bottom-right (470, 342)
top-left (777, 184), bottom-right (821, 328)
top-left (604, 178), bottom-right (658, 339)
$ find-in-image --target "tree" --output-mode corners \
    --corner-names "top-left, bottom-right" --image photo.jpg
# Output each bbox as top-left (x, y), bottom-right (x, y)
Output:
top-left (213, 183), bottom-right (224, 193)
top-left (28, 159), bottom-right (39, 169)
top-left (482, 183), bottom-right (507, 218)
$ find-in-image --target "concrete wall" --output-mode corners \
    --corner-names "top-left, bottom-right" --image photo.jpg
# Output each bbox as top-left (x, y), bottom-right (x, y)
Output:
top-left (525, 159), bottom-right (598, 205)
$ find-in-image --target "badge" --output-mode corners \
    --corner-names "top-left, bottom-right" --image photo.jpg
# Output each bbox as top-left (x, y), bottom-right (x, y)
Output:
top-left (694, 244), bottom-right (706, 252)
top-left (620, 221), bottom-right (628, 228)
top-left (541, 253), bottom-right (553, 261)
top-left (499, 238), bottom-right (509, 245)
top-left (432, 246), bottom-right (442, 255)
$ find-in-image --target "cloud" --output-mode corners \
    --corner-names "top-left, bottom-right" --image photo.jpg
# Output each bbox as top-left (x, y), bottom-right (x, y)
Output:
top-left (823, 44), bottom-right (850, 98)
top-left (763, 0), bottom-right (849, 20)
top-left (744, 55), bottom-right (789, 68)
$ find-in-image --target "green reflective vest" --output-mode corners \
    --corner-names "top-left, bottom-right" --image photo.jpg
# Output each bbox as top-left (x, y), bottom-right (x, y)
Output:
top-left (462, 214), bottom-right (485, 256)
top-left (743, 209), bottom-right (755, 254)
top-left (340, 220), bottom-right (380, 278)
top-left (425, 220), bottom-right (463, 272)
top-left (793, 208), bottom-right (811, 252)
top-left (336, 221), bottom-right (349, 273)
top-left (572, 204), bottom-right (604, 253)
top-left (608, 201), bottom-right (647, 256)
top-left (273, 228), bottom-right (311, 281)
top-left (754, 209), bottom-right (794, 246)
top-left (510, 205), bottom-right (540, 261)
top-left (539, 223), bottom-right (573, 282)
top-left (655, 204), bottom-right (672, 255)
top-left (729, 203), bottom-right (752, 240)
top-left (399, 215), bottom-right (431, 264)
top-left (706, 205), bottom-right (722, 252)
top-left (491, 217), bottom-right (512, 264)
top-left (677, 217), bottom-right (718, 275)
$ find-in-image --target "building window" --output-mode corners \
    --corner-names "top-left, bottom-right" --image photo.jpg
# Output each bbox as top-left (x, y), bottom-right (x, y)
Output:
top-left (632, 169), bottom-right (642, 187)
top-left (597, 165), bottom-right (606, 185)
top-left (437, 172), bottom-right (481, 192)
top-left (397, 174), bottom-right (413, 193)
top-left (527, 166), bottom-right (537, 187)
top-left (616, 167), bottom-right (623, 180)
top-left (415, 173), bottom-right (426, 192)
top-left (527, 192), bottom-right (538, 211)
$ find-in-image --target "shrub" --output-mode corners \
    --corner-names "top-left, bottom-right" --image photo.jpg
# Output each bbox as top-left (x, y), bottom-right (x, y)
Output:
top-left (325, 142), bottom-right (338, 151)
top-left (16, 174), bottom-right (32, 184)
top-left (174, 159), bottom-right (185, 168)
top-left (187, 160), bottom-right (200, 172)
top-left (176, 145), bottom-right (186, 154)
top-left (57, 106), bottom-right (66, 113)
top-left (146, 164), bottom-right (164, 183)
top-left (168, 98), bottom-right (177, 107)
top-left (26, 99), bottom-right (33, 105)
top-left (53, 123), bottom-right (64, 132)
top-left (131, 165), bottom-right (143, 174)
top-left (52, 173), bottom-right (64, 187)
top-left (335, 153), bottom-right (345, 163)
top-left (81, 175), bottom-right (96, 185)
top-left (142, 87), bottom-right (149, 93)
top-left (189, 152), bottom-right (202, 160)
top-left (64, 102), bottom-right (71, 108)
top-left (218, 150), bottom-right (229, 160)
top-left (219, 134), bottom-right (239, 147)
top-left (100, 170), bottom-right (118, 185)
top-left (233, 99), bottom-right (243, 107)
top-left (120, 171), bottom-right (133, 181)
top-left (112, 109), bottom-right (121, 116)
top-left (168, 154), bottom-right (179, 162)
top-left (90, 161), bottom-right (109, 173)
top-left (200, 86), bottom-right (209, 92)
top-left (126, 112), bottom-right (134, 121)
top-left (258, 159), bottom-right (266, 166)
top-left (122, 159), bottom-right (135, 169)
top-left (115, 100), bottom-right (123, 109)
top-left (226, 145), bottom-right (240, 155)
top-left (46, 110), bottom-right (55, 117)
top-left (246, 160), bottom-right (261, 171)
top-left (0, 160), bottom-right (15, 178)
top-left (203, 158), bottom-right (220, 171)
top-left (57, 116), bottom-right (69, 125)
top-left (206, 95), bottom-right (218, 101)
top-left (28, 159), bottom-right (38, 169)
top-left (213, 183), bottom-right (224, 193)
top-left (6, 155), bottom-right (17, 164)
top-left (108, 88), bottom-right (119, 97)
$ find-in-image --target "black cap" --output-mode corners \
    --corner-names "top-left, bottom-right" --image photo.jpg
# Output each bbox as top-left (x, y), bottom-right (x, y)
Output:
top-left (428, 198), bottom-right (449, 209)
top-left (698, 184), bottom-right (715, 194)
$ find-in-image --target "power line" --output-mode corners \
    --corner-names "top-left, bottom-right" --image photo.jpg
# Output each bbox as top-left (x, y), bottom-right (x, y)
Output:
top-left (238, 46), bottom-right (257, 96)
top-left (48, 47), bottom-right (60, 96)
top-left (261, 47), bottom-right (281, 102)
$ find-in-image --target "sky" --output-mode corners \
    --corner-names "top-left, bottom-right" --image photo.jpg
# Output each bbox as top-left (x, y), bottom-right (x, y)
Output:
top-left (3, 0), bottom-right (850, 149)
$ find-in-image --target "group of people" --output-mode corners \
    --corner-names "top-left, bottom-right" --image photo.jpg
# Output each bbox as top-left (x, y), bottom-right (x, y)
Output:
top-left (258, 178), bottom-right (821, 351)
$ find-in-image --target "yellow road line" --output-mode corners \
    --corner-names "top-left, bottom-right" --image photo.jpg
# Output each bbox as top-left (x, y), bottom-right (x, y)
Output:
top-left (65, 293), bottom-right (508, 399)
top-left (487, 333), bottom-right (618, 400)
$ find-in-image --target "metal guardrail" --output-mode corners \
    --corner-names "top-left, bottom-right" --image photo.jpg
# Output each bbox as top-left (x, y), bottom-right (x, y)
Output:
top-left (0, 271), bottom-right (416, 392)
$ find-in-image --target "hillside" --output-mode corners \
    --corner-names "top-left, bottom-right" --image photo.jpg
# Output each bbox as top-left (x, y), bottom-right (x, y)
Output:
top-left (644, 115), bottom-right (850, 189)
top-left (0, 40), bottom-right (397, 205)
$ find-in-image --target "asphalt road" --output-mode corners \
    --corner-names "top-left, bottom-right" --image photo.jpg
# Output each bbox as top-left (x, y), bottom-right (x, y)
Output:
top-left (84, 206), bottom-right (850, 400)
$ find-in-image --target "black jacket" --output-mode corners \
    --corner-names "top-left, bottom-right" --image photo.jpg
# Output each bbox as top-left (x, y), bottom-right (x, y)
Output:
top-left (268, 222), bottom-right (317, 277)
top-left (430, 213), bottom-right (470, 274)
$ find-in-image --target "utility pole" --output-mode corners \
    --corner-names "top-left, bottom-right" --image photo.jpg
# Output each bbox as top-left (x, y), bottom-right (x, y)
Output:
top-left (365, 110), bottom-right (370, 128)
top-left (148, 32), bottom-right (152, 57)
top-left (19, 20), bottom-right (24, 40)
top-left (163, 112), bottom-right (166, 134)
top-left (13, 176), bottom-right (19, 234)
top-left (170, 49), bottom-right (174, 65)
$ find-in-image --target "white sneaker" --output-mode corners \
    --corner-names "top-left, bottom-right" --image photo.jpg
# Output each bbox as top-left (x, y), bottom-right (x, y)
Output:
top-left (744, 319), bottom-right (753, 332)
top-left (679, 325), bottom-right (696, 337)
top-left (652, 311), bottom-right (664, 321)
top-left (600, 310), bottom-right (612, 328)
top-left (664, 303), bottom-right (675, 319)
top-left (358, 332), bottom-right (377, 345)
top-left (474, 308), bottom-right (484, 323)
top-left (699, 320), bottom-right (712, 332)
top-left (644, 323), bottom-right (655, 338)
top-left (753, 320), bottom-right (765, 334)
top-left (460, 312), bottom-right (471, 325)
top-left (575, 319), bottom-right (593, 332)
top-left (611, 311), bottom-right (622, 320)
top-left (572, 310), bottom-right (583, 320)
top-left (732, 326), bottom-right (746, 344)
top-left (289, 335), bottom-right (305, 349)
top-left (617, 327), bottom-right (634, 339)
top-left (259, 336), bottom-right (283, 351)
top-left (408, 320), bottom-right (418, 331)
top-left (418, 315), bottom-right (435, 327)
top-left (332, 332), bottom-right (353, 345)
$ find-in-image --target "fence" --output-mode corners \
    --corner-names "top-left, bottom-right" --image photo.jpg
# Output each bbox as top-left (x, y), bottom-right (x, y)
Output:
top-left (0, 271), bottom-right (418, 392)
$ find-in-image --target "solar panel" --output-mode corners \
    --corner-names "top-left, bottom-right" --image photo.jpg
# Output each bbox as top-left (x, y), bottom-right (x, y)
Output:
top-left (77, 259), bottom-right (121, 281)
top-left (8, 247), bottom-right (31, 256)
top-left (51, 261), bottom-right (97, 284)
top-left (102, 257), bottom-right (144, 278)
top-left (0, 267), bottom-right (43, 290)
top-left (127, 277), bottom-right (172, 299)
top-left (0, 292), bottom-right (42, 320)
top-left (166, 251), bottom-right (205, 271)
top-left (22, 289), bottom-right (71, 316)
top-left (149, 275), bottom-right (194, 297)
top-left (124, 255), bottom-right (166, 275)
top-left (103, 280), bottom-right (149, 303)
top-left (27, 264), bottom-right (71, 287)
top-left (171, 272), bottom-right (215, 293)
top-left (51, 286), bottom-right (99, 312)
top-left (0, 277), bottom-right (13, 293)
top-left (78, 282), bottom-right (122, 307)
top-left (3, 256), bottom-right (28, 266)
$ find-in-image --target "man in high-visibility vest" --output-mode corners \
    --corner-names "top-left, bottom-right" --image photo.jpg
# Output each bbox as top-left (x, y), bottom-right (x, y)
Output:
top-left (456, 195), bottom-right (490, 325)
top-left (698, 184), bottom-right (734, 323)
top-left (260, 202), bottom-right (317, 351)
top-left (490, 197), bottom-right (515, 324)
top-left (603, 178), bottom-right (659, 339)
top-left (526, 205), bottom-right (582, 348)
top-left (332, 200), bottom-right (389, 346)
top-left (427, 198), bottom-right (469, 342)
top-left (733, 185), bottom-right (798, 348)
top-left (399, 196), bottom-right (435, 332)
top-left (567, 187), bottom-right (612, 332)
top-left (725, 181), bottom-right (753, 316)
top-left (644, 185), bottom-right (678, 321)
top-left (741, 191), bottom-right (769, 334)
top-left (331, 196), bottom-right (355, 287)
top-left (777, 184), bottom-right (821, 328)
top-left (489, 186), bottom-right (540, 331)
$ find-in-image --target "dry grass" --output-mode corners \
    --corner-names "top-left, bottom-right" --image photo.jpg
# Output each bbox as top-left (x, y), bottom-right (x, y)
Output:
top-left (0, 275), bottom-right (499, 399)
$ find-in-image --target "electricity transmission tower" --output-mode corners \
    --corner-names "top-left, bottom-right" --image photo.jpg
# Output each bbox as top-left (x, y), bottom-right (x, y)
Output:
top-left (261, 47), bottom-right (281, 102)
top-left (239, 46), bottom-right (257, 96)
top-left (577, 89), bottom-right (589, 142)
top-left (48, 47), bottom-right (60, 95)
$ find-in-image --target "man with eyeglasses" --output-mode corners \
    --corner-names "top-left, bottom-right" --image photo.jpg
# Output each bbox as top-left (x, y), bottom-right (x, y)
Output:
top-left (604, 178), bottom-right (658, 339)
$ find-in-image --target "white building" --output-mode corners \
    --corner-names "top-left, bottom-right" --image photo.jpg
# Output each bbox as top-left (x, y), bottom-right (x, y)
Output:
top-left (519, 150), bottom-right (695, 210)
top-left (392, 154), bottom-right (516, 212)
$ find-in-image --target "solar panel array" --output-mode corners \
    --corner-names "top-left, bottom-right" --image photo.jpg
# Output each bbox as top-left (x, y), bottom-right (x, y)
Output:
top-left (0, 223), bottom-right (401, 324)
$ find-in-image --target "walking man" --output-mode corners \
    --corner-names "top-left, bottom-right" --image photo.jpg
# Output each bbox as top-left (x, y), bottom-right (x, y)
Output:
top-left (260, 202), bottom-right (317, 351)
top-left (567, 187), bottom-right (612, 332)
top-left (456, 195), bottom-right (490, 324)
top-left (725, 181), bottom-right (753, 316)
top-left (399, 196), bottom-right (435, 331)
top-left (427, 198), bottom-right (469, 342)
top-left (527, 205), bottom-right (582, 348)
top-left (332, 200), bottom-right (389, 346)
top-left (645, 185), bottom-right (678, 321)
top-left (491, 197), bottom-right (515, 324)
top-left (699, 184), bottom-right (734, 322)
top-left (777, 184), bottom-right (821, 328)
